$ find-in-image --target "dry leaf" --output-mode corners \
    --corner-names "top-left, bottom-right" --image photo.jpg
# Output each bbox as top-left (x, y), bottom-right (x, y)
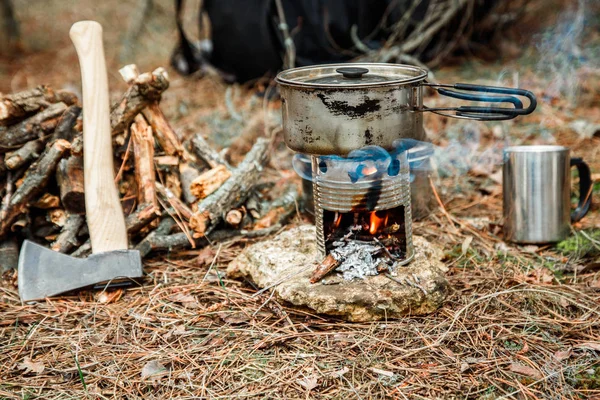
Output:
top-left (461, 236), bottom-right (473, 256)
top-left (509, 363), bottom-right (542, 380)
top-left (575, 342), bottom-right (600, 351)
top-left (196, 246), bottom-right (216, 267)
top-left (96, 289), bottom-right (123, 304)
top-left (517, 341), bottom-right (530, 355)
top-left (217, 311), bottom-right (250, 325)
top-left (169, 293), bottom-right (201, 309)
top-left (522, 245), bottom-right (539, 253)
top-left (370, 367), bottom-right (394, 377)
top-left (554, 348), bottom-right (572, 361)
top-left (329, 367), bottom-right (349, 378)
top-left (525, 268), bottom-right (554, 285)
top-left (17, 357), bottom-right (45, 374)
top-left (141, 360), bottom-right (168, 380)
top-left (173, 324), bottom-right (187, 335)
top-left (297, 375), bottom-right (318, 391)
top-left (441, 348), bottom-right (456, 359)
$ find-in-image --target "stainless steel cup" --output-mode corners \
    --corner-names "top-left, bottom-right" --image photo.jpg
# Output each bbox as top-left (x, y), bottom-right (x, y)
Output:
top-left (503, 145), bottom-right (592, 243)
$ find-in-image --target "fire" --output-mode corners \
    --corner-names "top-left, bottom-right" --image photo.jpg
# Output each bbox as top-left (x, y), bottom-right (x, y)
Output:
top-left (369, 211), bottom-right (388, 235)
top-left (333, 212), bottom-right (342, 228)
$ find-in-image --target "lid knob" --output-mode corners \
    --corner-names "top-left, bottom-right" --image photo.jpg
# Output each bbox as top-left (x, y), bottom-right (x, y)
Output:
top-left (336, 67), bottom-right (369, 79)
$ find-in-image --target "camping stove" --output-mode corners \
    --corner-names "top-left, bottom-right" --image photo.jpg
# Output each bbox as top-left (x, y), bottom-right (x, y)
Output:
top-left (309, 147), bottom-right (414, 267)
top-left (276, 63), bottom-right (537, 275)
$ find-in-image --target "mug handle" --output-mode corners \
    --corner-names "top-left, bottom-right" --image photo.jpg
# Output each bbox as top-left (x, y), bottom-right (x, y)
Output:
top-left (570, 157), bottom-right (593, 222)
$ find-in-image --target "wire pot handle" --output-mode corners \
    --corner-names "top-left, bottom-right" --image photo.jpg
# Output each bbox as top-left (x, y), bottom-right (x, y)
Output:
top-left (421, 82), bottom-right (537, 121)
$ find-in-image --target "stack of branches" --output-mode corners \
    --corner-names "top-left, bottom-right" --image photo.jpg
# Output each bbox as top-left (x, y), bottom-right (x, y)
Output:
top-left (357, 0), bottom-right (532, 68)
top-left (0, 64), bottom-right (299, 271)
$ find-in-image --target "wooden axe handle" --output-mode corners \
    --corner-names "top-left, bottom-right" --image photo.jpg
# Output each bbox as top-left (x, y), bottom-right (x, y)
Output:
top-left (70, 21), bottom-right (128, 253)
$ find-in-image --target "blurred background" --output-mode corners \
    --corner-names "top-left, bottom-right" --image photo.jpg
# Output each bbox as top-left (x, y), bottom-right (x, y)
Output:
top-left (0, 0), bottom-right (598, 209)
top-left (0, 0), bottom-right (597, 93)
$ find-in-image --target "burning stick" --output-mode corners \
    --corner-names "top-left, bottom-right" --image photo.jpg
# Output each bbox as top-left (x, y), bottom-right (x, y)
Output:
top-left (373, 236), bottom-right (400, 261)
top-left (310, 254), bottom-right (340, 284)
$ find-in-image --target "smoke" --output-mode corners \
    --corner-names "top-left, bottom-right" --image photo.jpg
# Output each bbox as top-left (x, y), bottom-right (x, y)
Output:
top-left (535, 0), bottom-right (589, 105)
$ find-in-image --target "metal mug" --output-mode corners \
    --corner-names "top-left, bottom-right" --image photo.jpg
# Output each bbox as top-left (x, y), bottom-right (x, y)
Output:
top-left (503, 145), bottom-right (592, 243)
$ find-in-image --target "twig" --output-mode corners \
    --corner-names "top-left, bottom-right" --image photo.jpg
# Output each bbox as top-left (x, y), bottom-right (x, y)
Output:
top-left (429, 175), bottom-right (458, 234)
top-left (274, 0), bottom-right (296, 69)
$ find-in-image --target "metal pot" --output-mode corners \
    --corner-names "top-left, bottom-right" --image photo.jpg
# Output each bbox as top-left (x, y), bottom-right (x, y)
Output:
top-left (275, 63), bottom-right (537, 156)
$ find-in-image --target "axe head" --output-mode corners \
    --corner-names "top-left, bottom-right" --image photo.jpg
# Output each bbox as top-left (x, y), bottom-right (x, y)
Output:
top-left (18, 240), bottom-right (143, 302)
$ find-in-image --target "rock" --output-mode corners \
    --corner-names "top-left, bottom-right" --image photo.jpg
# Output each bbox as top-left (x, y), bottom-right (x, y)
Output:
top-left (227, 225), bottom-right (449, 322)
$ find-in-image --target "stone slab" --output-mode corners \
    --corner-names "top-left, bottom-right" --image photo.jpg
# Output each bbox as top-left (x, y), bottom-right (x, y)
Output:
top-left (227, 225), bottom-right (449, 322)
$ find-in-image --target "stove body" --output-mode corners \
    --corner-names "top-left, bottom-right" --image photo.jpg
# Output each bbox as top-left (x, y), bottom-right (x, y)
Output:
top-left (310, 149), bottom-right (414, 266)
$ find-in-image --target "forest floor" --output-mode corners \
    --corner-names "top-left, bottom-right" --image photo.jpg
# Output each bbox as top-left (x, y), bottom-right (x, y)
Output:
top-left (0, 0), bottom-right (599, 398)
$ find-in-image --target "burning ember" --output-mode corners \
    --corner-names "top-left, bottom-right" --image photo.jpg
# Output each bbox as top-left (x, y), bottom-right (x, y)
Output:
top-left (316, 207), bottom-right (407, 281)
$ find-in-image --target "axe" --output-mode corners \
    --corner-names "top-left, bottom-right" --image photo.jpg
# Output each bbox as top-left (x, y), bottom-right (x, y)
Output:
top-left (17, 21), bottom-right (143, 302)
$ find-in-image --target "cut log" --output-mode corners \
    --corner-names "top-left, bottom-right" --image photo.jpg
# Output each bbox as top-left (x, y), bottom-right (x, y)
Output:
top-left (254, 184), bottom-right (299, 229)
top-left (225, 208), bottom-right (245, 228)
top-left (0, 238), bottom-right (19, 272)
top-left (110, 67), bottom-right (169, 136)
top-left (0, 85), bottom-right (56, 126)
top-left (135, 217), bottom-right (177, 258)
top-left (48, 208), bottom-right (67, 227)
top-left (0, 139), bottom-right (70, 239)
top-left (54, 90), bottom-right (79, 107)
top-left (51, 213), bottom-right (85, 253)
top-left (189, 164), bottom-right (232, 200)
top-left (190, 137), bottom-right (270, 237)
top-left (4, 139), bottom-right (44, 170)
top-left (131, 114), bottom-right (157, 207)
top-left (165, 171), bottom-right (182, 200)
top-left (0, 102), bottom-right (67, 151)
top-left (53, 105), bottom-right (82, 141)
top-left (143, 102), bottom-right (183, 155)
top-left (179, 162), bottom-right (201, 204)
top-left (125, 202), bottom-right (161, 235)
top-left (119, 64), bottom-right (140, 84)
top-left (191, 133), bottom-right (229, 169)
top-left (154, 155), bottom-right (179, 168)
top-left (56, 155), bottom-right (85, 214)
top-left (70, 134), bottom-right (83, 157)
top-left (31, 193), bottom-right (60, 209)
top-left (137, 222), bottom-right (279, 258)
top-left (72, 202), bottom-right (161, 257)
top-left (156, 181), bottom-right (193, 221)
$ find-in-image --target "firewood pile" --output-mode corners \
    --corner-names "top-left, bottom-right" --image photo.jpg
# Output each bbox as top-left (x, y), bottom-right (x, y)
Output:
top-left (0, 64), bottom-right (299, 270)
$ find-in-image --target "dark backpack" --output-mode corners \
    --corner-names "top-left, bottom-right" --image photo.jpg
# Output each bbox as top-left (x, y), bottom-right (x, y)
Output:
top-left (171, 0), bottom-right (499, 83)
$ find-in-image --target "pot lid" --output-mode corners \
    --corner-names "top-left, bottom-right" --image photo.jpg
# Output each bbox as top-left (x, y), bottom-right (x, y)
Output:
top-left (275, 63), bottom-right (428, 88)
